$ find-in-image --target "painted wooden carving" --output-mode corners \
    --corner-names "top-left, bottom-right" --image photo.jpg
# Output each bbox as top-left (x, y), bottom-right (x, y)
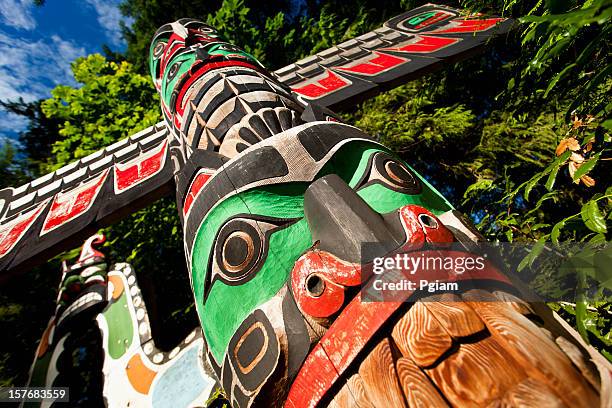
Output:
top-left (6, 3), bottom-right (612, 407)
top-left (24, 235), bottom-right (218, 407)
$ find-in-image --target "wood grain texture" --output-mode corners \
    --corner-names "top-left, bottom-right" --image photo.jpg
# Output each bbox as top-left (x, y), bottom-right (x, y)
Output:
top-left (358, 338), bottom-right (407, 408)
top-left (463, 290), bottom-right (600, 408)
top-left (391, 302), bottom-right (453, 367)
top-left (422, 294), bottom-right (486, 338)
top-left (426, 336), bottom-right (526, 407)
top-left (331, 389), bottom-right (350, 408)
top-left (323, 291), bottom-right (609, 408)
top-left (555, 336), bottom-right (600, 391)
top-left (346, 374), bottom-right (375, 408)
top-left (501, 378), bottom-right (567, 408)
top-left (493, 291), bottom-right (535, 316)
top-left (396, 356), bottom-right (449, 408)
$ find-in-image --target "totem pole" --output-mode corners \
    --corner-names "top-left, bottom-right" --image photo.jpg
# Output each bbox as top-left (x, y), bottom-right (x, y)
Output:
top-left (25, 235), bottom-right (108, 407)
top-left (145, 10), bottom-right (610, 408)
top-left (25, 234), bottom-right (218, 407)
top-left (2, 4), bottom-right (610, 407)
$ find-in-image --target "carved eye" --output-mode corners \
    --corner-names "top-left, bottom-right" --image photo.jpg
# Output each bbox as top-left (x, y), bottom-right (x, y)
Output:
top-left (209, 217), bottom-right (295, 287)
top-left (153, 41), bottom-right (166, 59)
top-left (203, 216), bottom-right (298, 297)
top-left (167, 61), bottom-right (182, 81)
top-left (356, 152), bottom-right (422, 194)
top-left (199, 26), bottom-right (215, 34)
top-left (217, 220), bottom-right (261, 281)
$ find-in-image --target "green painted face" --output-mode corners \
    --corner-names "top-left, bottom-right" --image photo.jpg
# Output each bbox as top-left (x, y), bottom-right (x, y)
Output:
top-left (191, 140), bottom-right (452, 363)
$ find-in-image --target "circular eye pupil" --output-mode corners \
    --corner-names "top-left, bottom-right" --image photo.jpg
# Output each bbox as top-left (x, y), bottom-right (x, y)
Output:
top-left (225, 236), bottom-right (248, 266)
top-left (385, 160), bottom-right (415, 185)
top-left (418, 214), bottom-right (439, 229)
top-left (222, 231), bottom-right (254, 272)
top-left (306, 274), bottom-right (325, 297)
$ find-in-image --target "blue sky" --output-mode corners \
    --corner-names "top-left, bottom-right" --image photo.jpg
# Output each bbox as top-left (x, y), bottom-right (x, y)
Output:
top-left (0, 0), bottom-right (132, 141)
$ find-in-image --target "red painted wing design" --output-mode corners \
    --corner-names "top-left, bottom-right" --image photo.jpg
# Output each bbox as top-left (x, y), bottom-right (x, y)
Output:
top-left (273, 3), bottom-right (513, 110)
top-left (0, 122), bottom-right (174, 278)
top-left (0, 4), bottom-right (513, 278)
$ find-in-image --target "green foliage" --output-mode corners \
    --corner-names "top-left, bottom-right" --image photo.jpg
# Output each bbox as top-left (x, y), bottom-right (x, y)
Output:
top-left (0, 98), bottom-right (62, 176)
top-left (2, 0), bottom-right (611, 386)
top-left (552, 301), bottom-right (612, 360)
top-left (350, 83), bottom-right (477, 150)
top-left (41, 54), bottom-right (197, 348)
top-left (205, 387), bottom-right (230, 407)
top-left (0, 141), bottom-right (28, 188)
top-left (514, 0), bottom-right (611, 120)
top-left (345, 0), bottom-right (611, 356)
top-left (121, 0), bottom-right (405, 71)
top-left (41, 54), bottom-right (160, 171)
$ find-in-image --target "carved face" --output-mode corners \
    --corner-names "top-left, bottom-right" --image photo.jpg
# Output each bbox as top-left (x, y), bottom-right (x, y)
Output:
top-left (149, 18), bottom-right (462, 408)
top-left (184, 122), bottom-right (454, 406)
top-left (149, 20), bottom-right (263, 130)
top-left (55, 234), bottom-right (108, 335)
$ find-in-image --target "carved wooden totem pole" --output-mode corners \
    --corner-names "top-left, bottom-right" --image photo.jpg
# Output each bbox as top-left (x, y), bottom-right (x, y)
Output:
top-left (2, 4), bottom-right (610, 407)
top-left (25, 234), bottom-right (217, 407)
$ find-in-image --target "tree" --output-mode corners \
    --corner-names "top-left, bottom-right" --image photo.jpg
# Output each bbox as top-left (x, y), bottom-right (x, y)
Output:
top-left (0, 141), bottom-right (28, 189)
top-left (0, 99), bottom-right (62, 177)
top-left (2, 0), bottom-right (610, 388)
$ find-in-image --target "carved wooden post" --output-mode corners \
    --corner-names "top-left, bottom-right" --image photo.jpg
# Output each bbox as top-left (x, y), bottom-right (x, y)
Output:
top-left (149, 12), bottom-right (610, 408)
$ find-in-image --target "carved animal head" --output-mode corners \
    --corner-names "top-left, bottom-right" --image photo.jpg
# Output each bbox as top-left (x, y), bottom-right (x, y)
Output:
top-left (149, 20), bottom-right (264, 133)
top-left (180, 126), bottom-right (466, 405)
top-left (145, 18), bottom-right (479, 408)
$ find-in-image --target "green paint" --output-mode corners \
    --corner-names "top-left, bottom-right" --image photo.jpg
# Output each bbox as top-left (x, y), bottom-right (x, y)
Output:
top-left (161, 52), bottom-right (197, 108)
top-left (407, 11), bottom-right (437, 26)
top-left (192, 141), bottom-right (453, 363)
top-left (202, 220), bottom-right (311, 362)
top-left (102, 283), bottom-right (133, 359)
top-left (206, 43), bottom-right (258, 62)
top-left (191, 184), bottom-right (310, 362)
top-left (358, 181), bottom-right (451, 215)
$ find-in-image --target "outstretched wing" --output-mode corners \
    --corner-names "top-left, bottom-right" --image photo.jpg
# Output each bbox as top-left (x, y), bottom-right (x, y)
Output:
top-left (0, 123), bottom-right (173, 278)
top-left (0, 4), bottom-right (513, 278)
top-left (273, 3), bottom-right (513, 110)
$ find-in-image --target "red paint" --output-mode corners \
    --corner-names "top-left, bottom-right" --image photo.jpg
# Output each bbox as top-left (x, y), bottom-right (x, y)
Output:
top-left (431, 18), bottom-right (504, 34)
top-left (0, 204), bottom-right (45, 258)
top-left (398, 205), bottom-right (454, 245)
top-left (291, 251), bottom-right (361, 318)
top-left (286, 292), bottom-right (403, 408)
top-left (41, 170), bottom-right (109, 235)
top-left (286, 255), bottom-right (512, 408)
top-left (114, 141), bottom-right (168, 193)
top-left (160, 36), bottom-right (185, 79)
top-left (291, 70), bottom-right (350, 99)
top-left (337, 52), bottom-right (407, 76)
top-left (175, 60), bottom-right (263, 118)
top-left (291, 205), bottom-right (453, 318)
top-left (386, 35), bottom-right (459, 53)
top-left (183, 170), bottom-right (214, 217)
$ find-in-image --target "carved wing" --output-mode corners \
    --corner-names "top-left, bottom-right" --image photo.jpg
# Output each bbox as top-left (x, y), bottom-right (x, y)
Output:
top-left (273, 3), bottom-right (513, 110)
top-left (0, 123), bottom-right (173, 278)
top-left (0, 4), bottom-right (513, 278)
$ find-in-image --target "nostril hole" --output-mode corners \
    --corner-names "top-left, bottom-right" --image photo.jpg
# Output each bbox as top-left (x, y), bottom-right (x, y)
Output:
top-left (418, 214), bottom-right (439, 229)
top-left (306, 274), bottom-right (325, 297)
